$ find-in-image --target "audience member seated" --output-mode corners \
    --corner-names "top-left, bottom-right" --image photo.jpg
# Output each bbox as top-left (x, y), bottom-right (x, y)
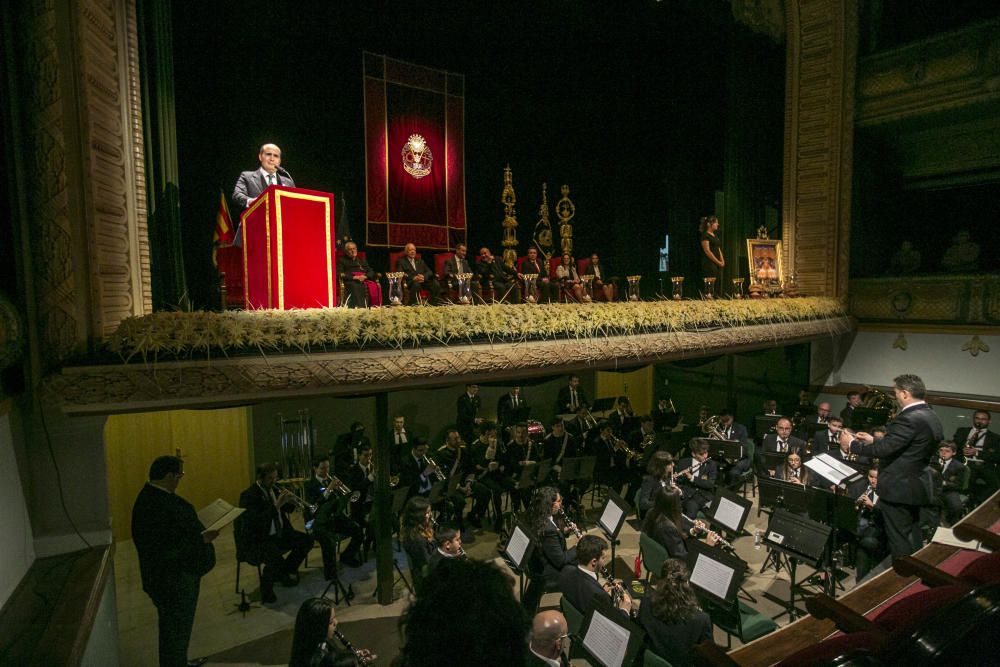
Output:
top-left (638, 560), bottom-right (713, 667)
top-left (558, 534), bottom-right (633, 617)
top-left (889, 240), bottom-right (920, 274)
top-left (517, 247), bottom-right (553, 302)
top-left (337, 241), bottom-right (380, 308)
top-left (396, 243), bottom-right (442, 305)
top-left (582, 252), bottom-right (616, 301)
top-left (395, 558), bottom-right (529, 667)
top-left (237, 462), bottom-right (314, 604)
top-left (527, 610), bottom-right (570, 667)
top-left (940, 229), bottom-right (980, 272)
top-left (524, 486), bottom-right (579, 612)
top-left (441, 242), bottom-right (480, 301)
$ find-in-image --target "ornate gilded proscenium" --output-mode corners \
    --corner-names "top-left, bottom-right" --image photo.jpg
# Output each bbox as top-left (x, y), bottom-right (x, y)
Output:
top-left (401, 134), bottom-right (432, 179)
top-left (533, 183), bottom-right (554, 261)
top-left (501, 165), bottom-right (518, 270)
top-left (556, 184), bottom-right (575, 256)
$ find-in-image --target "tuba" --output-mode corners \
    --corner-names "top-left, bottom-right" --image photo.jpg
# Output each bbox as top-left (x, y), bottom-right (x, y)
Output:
top-left (700, 415), bottom-right (727, 440)
top-left (861, 386), bottom-right (897, 420)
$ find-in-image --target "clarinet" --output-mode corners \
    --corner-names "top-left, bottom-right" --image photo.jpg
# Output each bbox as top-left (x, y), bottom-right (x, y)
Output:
top-left (555, 508), bottom-right (583, 538)
top-left (333, 629), bottom-right (374, 666)
top-left (682, 514), bottom-right (735, 552)
top-left (600, 565), bottom-right (634, 616)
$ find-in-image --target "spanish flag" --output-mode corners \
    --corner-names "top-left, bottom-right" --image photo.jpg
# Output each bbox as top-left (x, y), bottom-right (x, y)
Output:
top-left (212, 190), bottom-right (234, 266)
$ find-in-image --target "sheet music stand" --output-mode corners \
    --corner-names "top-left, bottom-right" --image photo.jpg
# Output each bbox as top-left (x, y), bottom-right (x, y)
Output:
top-left (757, 477), bottom-right (810, 516)
top-left (754, 414), bottom-right (781, 439)
top-left (803, 487), bottom-right (858, 596)
top-left (596, 490), bottom-right (630, 579)
top-left (761, 509), bottom-right (832, 621)
top-left (501, 519), bottom-right (537, 600)
top-left (579, 598), bottom-right (647, 667)
top-left (701, 437), bottom-right (744, 462)
top-left (760, 451), bottom-right (788, 474)
top-left (706, 488), bottom-right (752, 536)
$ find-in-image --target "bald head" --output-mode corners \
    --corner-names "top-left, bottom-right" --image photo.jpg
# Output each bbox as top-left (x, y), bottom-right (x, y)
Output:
top-left (530, 610), bottom-right (568, 658)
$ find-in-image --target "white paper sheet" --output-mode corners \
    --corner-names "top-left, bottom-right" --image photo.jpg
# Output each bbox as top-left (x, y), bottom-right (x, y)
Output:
top-left (931, 526), bottom-right (991, 553)
top-left (505, 525), bottom-right (531, 567)
top-left (197, 498), bottom-right (244, 534)
top-left (600, 501), bottom-right (624, 536)
top-left (690, 552), bottom-right (734, 601)
top-left (804, 453), bottom-right (857, 485)
top-left (714, 496), bottom-right (744, 532)
top-left (582, 609), bottom-right (630, 667)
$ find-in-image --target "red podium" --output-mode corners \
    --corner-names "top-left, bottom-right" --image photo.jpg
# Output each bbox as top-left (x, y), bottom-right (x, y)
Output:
top-left (240, 185), bottom-right (337, 309)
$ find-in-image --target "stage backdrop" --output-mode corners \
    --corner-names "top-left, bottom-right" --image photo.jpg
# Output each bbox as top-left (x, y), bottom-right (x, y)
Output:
top-left (364, 52), bottom-right (466, 250)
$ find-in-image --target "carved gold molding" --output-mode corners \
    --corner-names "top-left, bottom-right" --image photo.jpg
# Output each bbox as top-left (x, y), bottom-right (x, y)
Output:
top-left (850, 274), bottom-right (1000, 324)
top-left (857, 19), bottom-right (1000, 126)
top-left (49, 316), bottom-right (855, 415)
top-left (782, 0), bottom-right (857, 298)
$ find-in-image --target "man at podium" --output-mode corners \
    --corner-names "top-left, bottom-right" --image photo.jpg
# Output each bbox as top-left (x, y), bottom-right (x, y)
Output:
top-left (232, 142), bottom-right (296, 210)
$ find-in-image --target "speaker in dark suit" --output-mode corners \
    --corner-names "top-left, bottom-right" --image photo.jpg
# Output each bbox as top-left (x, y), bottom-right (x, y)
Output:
top-left (844, 376), bottom-right (943, 556)
top-left (232, 143), bottom-right (295, 210)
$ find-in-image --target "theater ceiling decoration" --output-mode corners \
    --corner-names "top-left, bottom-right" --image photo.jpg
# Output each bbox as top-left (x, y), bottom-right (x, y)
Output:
top-left (364, 52), bottom-right (466, 250)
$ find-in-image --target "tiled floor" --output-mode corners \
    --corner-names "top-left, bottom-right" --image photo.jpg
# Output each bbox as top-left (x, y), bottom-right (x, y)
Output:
top-left (114, 487), bottom-right (857, 666)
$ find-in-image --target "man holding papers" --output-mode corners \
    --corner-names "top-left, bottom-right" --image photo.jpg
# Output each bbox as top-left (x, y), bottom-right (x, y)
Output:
top-left (131, 456), bottom-right (219, 667)
top-left (839, 373), bottom-right (943, 557)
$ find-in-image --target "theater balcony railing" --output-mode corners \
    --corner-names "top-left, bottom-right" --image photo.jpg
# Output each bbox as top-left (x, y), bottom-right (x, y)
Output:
top-left (849, 273), bottom-right (1000, 329)
top-left (44, 298), bottom-right (852, 415)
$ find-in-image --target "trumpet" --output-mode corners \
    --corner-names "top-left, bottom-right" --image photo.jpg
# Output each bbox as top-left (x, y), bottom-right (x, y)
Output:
top-left (273, 483), bottom-right (317, 515)
top-left (333, 629), bottom-right (375, 666)
top-left (555, 508), bottom-right (583, 538)
top-left (855, 486), bottom-right (875, 510)
top-left (683, 514), bottom-right (734, 552)
top-left (322, 475), bottom-right (361, 503)
top-left (613, 438), bottom-right (641, 462)
top-left (424, 455), bottom-right (446, 481)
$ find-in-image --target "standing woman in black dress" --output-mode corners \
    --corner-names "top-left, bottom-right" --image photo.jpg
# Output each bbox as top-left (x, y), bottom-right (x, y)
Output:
top-left (699, 216), bottom-right (724, 297)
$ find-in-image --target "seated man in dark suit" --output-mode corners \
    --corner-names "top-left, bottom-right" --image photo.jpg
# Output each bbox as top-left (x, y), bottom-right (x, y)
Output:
top-left (337, 241), bottom-right (378, 308)
top-left (397, 437), bottom-right (439, 499)
top-left (851, 466), bottom-right (885, 580)
top-left (675, 439), bottom-right (718, 519)
top-left (517, 246), bottom-right (553, 302)
top-left (935, 441), bottom-right (968, 526)
top-left (840, 391), bottom-right (861, 425)
top-left (238, 462), bottom-right (314, 603)
top-left (795, 400), bottom-right (832, 441)
top-left (476, 246), bottom-right (517, 301)
top-left (441, 243), bottom-right (480, 302)
top-left (757, 417), bottom-right (806, 476)
top-left (303, 456), bottom-right (363, 574)
top-left (715, 409), bottom-right (752, 486)
top-left (557, 534), bottom-right (632, 617)
top-left (396, 242), bottom-right (442, 305)
top-left (528, 610), bottom-right (571, 667)
top-left (955, 409), bottom-right (1000, 504)
top-left (812, 415), bottom-right (844, 456)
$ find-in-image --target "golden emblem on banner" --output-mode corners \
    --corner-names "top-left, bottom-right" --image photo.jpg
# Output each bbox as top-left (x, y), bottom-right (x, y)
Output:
top-left (401, 134), bottom-right (433, 179)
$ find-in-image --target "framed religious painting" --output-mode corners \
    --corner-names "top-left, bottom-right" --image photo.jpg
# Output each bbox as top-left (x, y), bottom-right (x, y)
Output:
top-left (746, 238), bottom-right (783, 288)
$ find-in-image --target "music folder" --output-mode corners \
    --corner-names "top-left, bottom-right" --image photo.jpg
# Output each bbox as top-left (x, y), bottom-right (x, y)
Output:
top-left (579, 597), bottom-right (646, 667)
top-left (685, 539), bottom-right (745, 604)
top-left (197, 499), bottom-right (244, 534)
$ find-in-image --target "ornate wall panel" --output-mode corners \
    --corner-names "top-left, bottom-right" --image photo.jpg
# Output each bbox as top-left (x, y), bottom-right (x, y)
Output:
top-left (124, 0), bottom-right (152, 314)
top-left (856, 19), bottom-right (1000, 127)
top-left (851, 275), bottom-right (1000, 325)
top-left (781, 0), bottom-right (858, 297)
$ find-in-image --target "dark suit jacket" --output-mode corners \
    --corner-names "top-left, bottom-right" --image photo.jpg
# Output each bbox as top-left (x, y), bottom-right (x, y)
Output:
top-left (758, 434), bottom-right (807, 467)
top-left (675, 457), bottom-right (718, 493)
top-left (518, 257), bottom-right (549, 284)
top-left (535, 520), bottom-right (574, 584)
top-left (850, 403), bottom-right (943, 505)
top-left (645, 515), bottom-right (689, 560)
top-left (398, 452), bottom-right (433, 496)
top-left (232, 168), bottom-right (295, 210)
top-left (238, 482), bottom-right (297, 552)
top-left (457, 393), bottom-right (481, 435)
top-left (543, 432), bottom-right (578, 463)
top-left (939, 458), bottom-right (967, 492)
top-left (526, 651), bottom-right (569, 667)
top-left (558, 566), bottom-right (611, 617)
top-left (811, 428), bottom-right (841, 455)
top-left (497, 393), bottom-right (529, 428)
top-left (953, 427), bottom-right (1000, 463)
top-left (396, 255), bottom-right (436, 283)
top-left (638, 475), bottom-right (668, 514)
top-left (638, 601), bottom-right (713, 667)
top-left (442, 254), bottom-right (474, 281)
top-left (556, 385), bottom-right (588, 414)
top-left (131, 484), bottom-right (215, 603)
top-left (582, 260), bottom-right (613, 281)
top-left (840, 405), bottom-right (857, 427)
top-left (476, 258), bottom-right (514, 287)
top-left (337, 254), bottom-right (375, 281)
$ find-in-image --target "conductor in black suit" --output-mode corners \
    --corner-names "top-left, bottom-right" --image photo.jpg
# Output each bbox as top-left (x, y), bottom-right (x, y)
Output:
top-left (396, 243), bottom-right (442, 305)
top-left (232, 143), bottom-right (295, 210)
top-left (238, 462), bottom-right (314, 603)
top-left (954, 409), bottom-right (1000, 503)
top-left (131, 456), bottom-right (218, 667)
top-left (558, 534), bottom-right (632, 617)
top-left (840, 374), bottom-right (943, 557)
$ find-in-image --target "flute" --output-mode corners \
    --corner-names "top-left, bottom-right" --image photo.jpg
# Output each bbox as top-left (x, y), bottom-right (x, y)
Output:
top-left (682, 514), bottom-right (734, 551)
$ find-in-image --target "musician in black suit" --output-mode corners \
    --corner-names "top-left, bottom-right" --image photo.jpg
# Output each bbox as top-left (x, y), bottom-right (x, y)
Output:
top-left (653, 397), bottom-right (680, 432)
top-left (523, 487), bottom-right (578, 612)
top-left (716, 409), bottom-right (753, 485)
top-left (131, 456), bottom-right (218, 667)
top-left (397, 438), bottom-right (439, 499)
top-left (238, 462), bottom-right (314, 603)
top-left (840, 374), bottom-right (944, 557)
top-left (556, 375), bottom-right (588, 415)
top-left (476, 246), bottom-right (517, 302)
top-left (758, 417), bottom-right (806, 475)
top-left (811, 415), bottom-right (844, 455)
top-left (934, 441), bottom-right (968, 525)
top-left (344, 444), bottom-right (376, 554)
top-left (232, 143), bottom-right (295, 210)
top-left (387, 414), bottom-right (410, 474)
top-left (642, 487), bottom-right (718, 561)
top-left (850, 467), bottom-right (885, 580)
top-left (435, 429), bottom-right (489, 535)
top-left (396, 243), bottom-right (442, 305)
top-left (337, 241), bottom-right (377, 308)
top-left (796, 401), bottom-right (832, 441)
top-left (456, 383), bottom-right (482, 443)
top-left (638, 451), bottom-right (675, 516)
top-left (629, 415), bottom-right (667, 466)
top-left (565, 403), bottom-right (598, 441)
top-left (954, 409), bottom-right (1000, 503)
top-left (841, 391), bottom-right (861, 426)
top-left (497, 386), bottom-right (529, 435)
top-left (505, 423), bottom-right (535, 511)
top-left (528, 610), bottom-right (571, 667)
top-left (303, 456), bottom-right (363, 573)
top-left (608, 396), bottom-right (635, 436)
top-left (675, 440), bottom-right (718, 518)
top-left (441, 243), bottom-right (480, 300)
top-left (558, 534), bottom-right (632, 617)
top-left (471, 423), bottom-right (511, 531)
top-left (638, 560), bottom-right (713, 667)
top-left (593, 421), bottom-right (629, 496)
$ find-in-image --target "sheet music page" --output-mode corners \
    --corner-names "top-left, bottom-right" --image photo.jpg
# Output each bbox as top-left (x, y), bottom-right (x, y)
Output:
top-left (600, 501), bottom-right (623, 536)
top-left (803, 457), bottom-right (846, 484)
top-left (931, 527), bottom-right (990, 553)
top-left (505, 526), bottom-right (530, 567)
top-left (197, 499), bottom-right (244, 534)
top-left (714, 497), bottom-right (744, 532)
top-left (690, 553), bottom-right (734, 601)
top-left (582, 609), bottom-right (630, 667)
top-left (814, 452), bottom-right (857, 479)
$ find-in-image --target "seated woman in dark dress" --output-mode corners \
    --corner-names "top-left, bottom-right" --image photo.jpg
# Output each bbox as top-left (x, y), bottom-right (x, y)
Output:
top-left (638, 451), bottom-right (676, 516)
top-left (522, 486), bottom-right (578, 612)
top-left (400, 496), bottom-right (436, 594)
top-left (638, 560), bottom-right (714, 667)
top-left (642, 487), bottom-right (717, 561)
